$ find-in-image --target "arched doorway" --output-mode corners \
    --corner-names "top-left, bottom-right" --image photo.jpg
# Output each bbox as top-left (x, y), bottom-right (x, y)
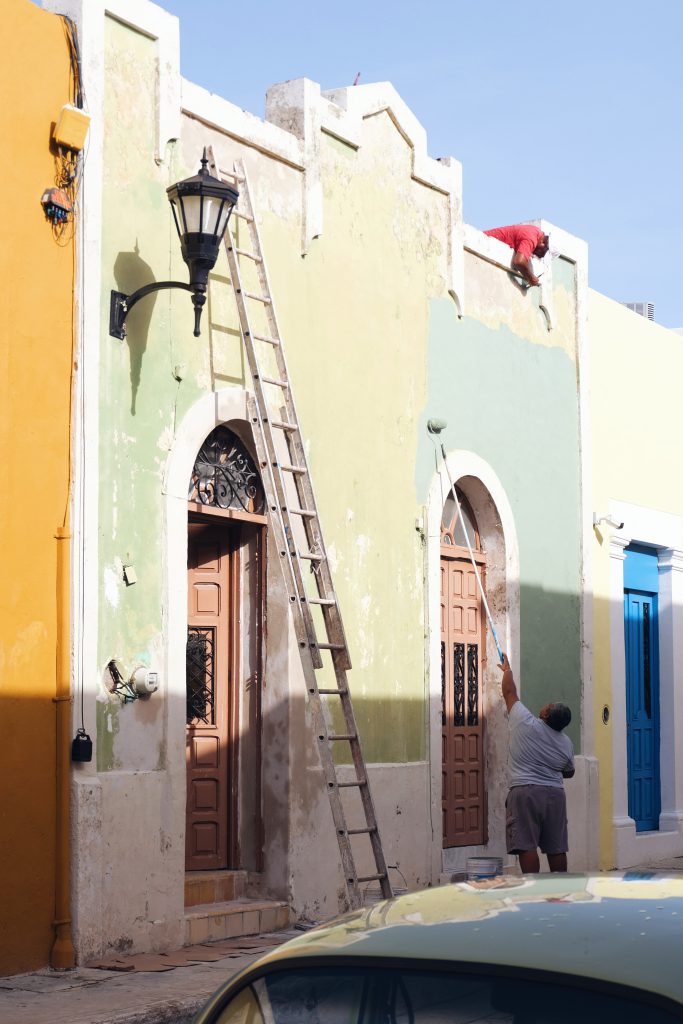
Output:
top-left (185, 425), bottom-right (267, 872)
top-left (440, 488), bottom-right (487, 848)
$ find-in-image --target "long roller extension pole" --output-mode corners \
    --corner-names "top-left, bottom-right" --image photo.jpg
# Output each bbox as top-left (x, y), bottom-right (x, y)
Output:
top-left (428, 420), bottom-right (505, 664)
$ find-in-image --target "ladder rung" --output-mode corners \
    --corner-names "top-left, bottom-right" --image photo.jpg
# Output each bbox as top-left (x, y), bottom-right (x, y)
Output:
top-left (235, 247), bottom-right (261, 262)
top-left (217, 167), bottom-right (244, 183)
top-left (225, 157), bottom-right (389, 913)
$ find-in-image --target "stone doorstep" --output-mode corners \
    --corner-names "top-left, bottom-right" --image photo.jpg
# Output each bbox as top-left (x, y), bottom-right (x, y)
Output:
top-left (184, 898), bottom-right (291, 945)
top-left (184, 870), bottom-right (247, 908)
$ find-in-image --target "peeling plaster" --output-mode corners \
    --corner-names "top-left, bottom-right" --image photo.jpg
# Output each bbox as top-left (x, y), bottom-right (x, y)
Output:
top-left (104, 565), bottom-right (121, 608)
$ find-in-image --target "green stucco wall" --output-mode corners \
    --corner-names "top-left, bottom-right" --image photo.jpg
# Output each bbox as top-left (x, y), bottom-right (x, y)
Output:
top-left (98, 15), bottom-right (582, 772)
top-left (418, 301), bottom-right (582, 749)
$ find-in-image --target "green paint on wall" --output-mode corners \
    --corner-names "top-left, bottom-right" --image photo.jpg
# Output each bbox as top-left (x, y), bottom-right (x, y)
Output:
top-left (323, 133), bottom-right (357, 159)
top-left (96, 698), bottom-right (120, 772)
top-left (552, 256), bottom-right (576, 293)
top-left (419, 299), bottom-right (582, 749)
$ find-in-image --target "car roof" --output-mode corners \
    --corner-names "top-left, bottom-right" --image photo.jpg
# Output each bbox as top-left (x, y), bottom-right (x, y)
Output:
top-left (254, 873), bottom-right (683, 1004)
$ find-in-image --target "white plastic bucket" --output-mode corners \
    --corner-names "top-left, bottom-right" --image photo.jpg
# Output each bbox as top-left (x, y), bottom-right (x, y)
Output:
top-left (466, 856), bottom-right (503, 881)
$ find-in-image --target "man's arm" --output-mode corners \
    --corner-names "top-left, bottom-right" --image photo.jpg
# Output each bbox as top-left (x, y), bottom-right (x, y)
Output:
top-left (511, 251), bottom-right (540, 287)
top-left (498, 654), bottom-right (519, 712)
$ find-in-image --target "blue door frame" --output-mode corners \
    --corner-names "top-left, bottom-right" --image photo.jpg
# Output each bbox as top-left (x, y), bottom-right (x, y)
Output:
top-left (623, 546), bottom-right (661, 832)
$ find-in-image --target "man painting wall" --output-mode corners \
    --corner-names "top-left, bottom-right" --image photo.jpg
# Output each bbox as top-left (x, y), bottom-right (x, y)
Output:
top-left (499, 655), bottom-right (574, 873)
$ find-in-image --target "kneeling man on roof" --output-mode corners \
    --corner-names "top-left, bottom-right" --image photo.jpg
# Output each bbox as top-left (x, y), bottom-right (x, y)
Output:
top-left (484, 223), bottom-right (549, 288)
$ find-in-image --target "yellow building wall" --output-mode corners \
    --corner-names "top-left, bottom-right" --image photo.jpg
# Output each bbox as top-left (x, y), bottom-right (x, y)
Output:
top-left (0, 0), bottom-right (75, 975)
top-left (589, 290), bottom-right (683, 866)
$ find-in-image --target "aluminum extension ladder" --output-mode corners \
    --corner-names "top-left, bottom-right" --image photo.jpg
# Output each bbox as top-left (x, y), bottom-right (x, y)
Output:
top-left (206, 149), bottom-right (392, 909)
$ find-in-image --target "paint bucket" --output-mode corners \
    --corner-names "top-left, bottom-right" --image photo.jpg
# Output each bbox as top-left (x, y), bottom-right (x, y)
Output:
top-left (466, 857), bottom-right (503, 881)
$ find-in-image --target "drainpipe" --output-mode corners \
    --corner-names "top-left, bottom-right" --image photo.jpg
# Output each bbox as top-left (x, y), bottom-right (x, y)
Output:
top-left (51, 524), bottom-right (75, 969)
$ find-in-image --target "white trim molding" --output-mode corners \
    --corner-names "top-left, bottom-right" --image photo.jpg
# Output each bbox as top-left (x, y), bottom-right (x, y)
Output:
top-left (608, 500), bottom-right (683, 866)
top-left (425, 451), bottom-right (520, 881)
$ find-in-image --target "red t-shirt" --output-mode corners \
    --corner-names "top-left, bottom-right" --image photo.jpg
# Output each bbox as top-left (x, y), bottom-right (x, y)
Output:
top-left (484, 224), bottom-right (543, 260)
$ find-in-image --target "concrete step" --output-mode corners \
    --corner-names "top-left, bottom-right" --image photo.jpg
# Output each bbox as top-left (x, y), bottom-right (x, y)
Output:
top-left (184, 898), bottom-right (292, 945)
top-left (184, 870), bottom-right (247, 907)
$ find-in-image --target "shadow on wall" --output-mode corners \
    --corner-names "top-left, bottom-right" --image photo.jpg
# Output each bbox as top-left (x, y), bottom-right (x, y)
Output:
top-left (0, 691), bottom-right (57, 975)
top-left (9, 582), bottom-right (658, 967)
top-left (113, 245), bottom-right (158, 415)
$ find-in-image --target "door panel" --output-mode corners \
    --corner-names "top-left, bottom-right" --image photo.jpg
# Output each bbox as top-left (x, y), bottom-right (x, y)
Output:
top-left (186, 523), bottom-right (232, 871)
top-left (624, 589), bottom-right (660, 832)
top-left (441, 553), bottom-right (486, 848)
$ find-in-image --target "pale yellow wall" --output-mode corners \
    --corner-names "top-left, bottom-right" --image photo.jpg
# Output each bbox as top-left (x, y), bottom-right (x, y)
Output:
top-left (0, 0), bottom-right (74, 975)
top-left (589, 289), bottom-right (683, 865)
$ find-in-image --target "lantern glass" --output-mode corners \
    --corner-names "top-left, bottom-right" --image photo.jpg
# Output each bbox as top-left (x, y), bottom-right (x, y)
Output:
top-left (178, 194), bottom-right (230, 238)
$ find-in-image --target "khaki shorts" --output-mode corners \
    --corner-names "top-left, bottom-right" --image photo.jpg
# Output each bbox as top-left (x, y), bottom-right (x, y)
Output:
top-left (506, 785), bottom-right (568, 855)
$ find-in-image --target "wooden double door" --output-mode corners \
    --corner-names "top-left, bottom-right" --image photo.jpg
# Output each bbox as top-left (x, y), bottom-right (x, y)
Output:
top-left (185, 516), bottom-right (264, 872)
top-left (441, 550), bottom-right (487, 848)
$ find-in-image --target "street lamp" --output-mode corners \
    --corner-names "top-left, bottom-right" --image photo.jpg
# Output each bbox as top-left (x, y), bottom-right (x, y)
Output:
top-left (109, 149), bottom-right (239, 340)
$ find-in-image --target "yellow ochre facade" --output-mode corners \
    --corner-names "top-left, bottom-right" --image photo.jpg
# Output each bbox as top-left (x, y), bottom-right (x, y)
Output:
top-left (0, 0), bottom-right (76, 975)
top-left (589, 291), bottom-right (683, 870)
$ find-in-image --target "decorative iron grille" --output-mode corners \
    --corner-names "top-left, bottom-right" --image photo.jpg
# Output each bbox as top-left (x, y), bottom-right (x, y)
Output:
top-left (186, 626), bottom-right (216, 725)
top-left (189, 426), bottom-right (264, 513)
top-left (440, 489), bottom-right (480, 549)
top-left (467, 643), bottom-right (479, 726)
top-left (643, 602), bottom-right (651, 719)
top-left (453, 643), bottom-right (465, 726)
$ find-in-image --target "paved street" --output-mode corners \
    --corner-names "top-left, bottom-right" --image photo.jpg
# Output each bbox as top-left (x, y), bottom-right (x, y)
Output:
top-left (4, 858), bottom-right (683, 1024)
top-left (0, 931), bottom-right (300, 1024)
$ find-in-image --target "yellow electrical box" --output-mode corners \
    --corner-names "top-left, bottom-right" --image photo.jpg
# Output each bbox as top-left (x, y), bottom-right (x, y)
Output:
top-left (53, 104), bottom-right (90, 152)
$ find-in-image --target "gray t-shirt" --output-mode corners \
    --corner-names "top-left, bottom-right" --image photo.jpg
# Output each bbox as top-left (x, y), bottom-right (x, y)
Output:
top-left (508, 700), bottom-right (574, 789)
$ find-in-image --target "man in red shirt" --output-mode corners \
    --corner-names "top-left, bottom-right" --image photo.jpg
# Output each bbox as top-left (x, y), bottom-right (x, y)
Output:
top-left (484, 224), bottom-right (549, 288)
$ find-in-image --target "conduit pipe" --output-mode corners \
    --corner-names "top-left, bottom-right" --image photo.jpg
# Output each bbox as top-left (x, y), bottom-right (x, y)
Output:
top-left (50, 524), bottom-right (75, 969)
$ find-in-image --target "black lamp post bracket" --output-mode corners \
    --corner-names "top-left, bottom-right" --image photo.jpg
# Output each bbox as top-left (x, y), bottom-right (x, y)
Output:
top-left (109, 151), bottom-right (239, 342)
top-left (109, 281), bottom-right (194, 340)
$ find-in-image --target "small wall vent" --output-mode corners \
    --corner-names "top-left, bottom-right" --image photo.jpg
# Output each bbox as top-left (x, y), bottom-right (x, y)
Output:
top-left (623, 301), bottom-right (655, 321)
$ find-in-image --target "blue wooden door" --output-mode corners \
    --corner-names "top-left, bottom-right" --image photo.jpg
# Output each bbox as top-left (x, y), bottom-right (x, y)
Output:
top-left (624, 587), bottom-right (660, 831)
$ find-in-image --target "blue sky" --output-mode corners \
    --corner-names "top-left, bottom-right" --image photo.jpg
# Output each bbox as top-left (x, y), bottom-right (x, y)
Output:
top-left (162, 0), bottom-right (683, 327)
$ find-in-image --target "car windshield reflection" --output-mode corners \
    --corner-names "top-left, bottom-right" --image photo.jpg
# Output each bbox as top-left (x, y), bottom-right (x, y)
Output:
top-left (212, 966), bottom-right (680, 1024)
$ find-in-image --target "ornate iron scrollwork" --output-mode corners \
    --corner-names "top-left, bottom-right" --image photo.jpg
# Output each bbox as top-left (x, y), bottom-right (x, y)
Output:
top-left (186, 627), bottom-right (216, 725)
top-left (467, 643), bottom-right (479, 726)
top-left (189, 426), bottom-right (264, 514)
top-left (453, 643), bottom-right (465, 726)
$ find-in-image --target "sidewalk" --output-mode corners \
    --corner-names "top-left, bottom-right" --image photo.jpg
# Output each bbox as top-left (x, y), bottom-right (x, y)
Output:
top-left (5, 858), bottom-right (683, 1024)
top-left (0, 931), bottom-right (301, 1024)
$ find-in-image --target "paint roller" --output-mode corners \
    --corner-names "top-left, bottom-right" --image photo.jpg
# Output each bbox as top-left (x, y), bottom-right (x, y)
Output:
top-left (427, 419), bottom-right (505, 665)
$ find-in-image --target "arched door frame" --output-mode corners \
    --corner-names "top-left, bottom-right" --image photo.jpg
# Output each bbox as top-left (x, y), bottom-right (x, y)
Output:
top-left (425, 450), bottom-right (520, 881)
top-left (163, 389), bottom-right (260, 883)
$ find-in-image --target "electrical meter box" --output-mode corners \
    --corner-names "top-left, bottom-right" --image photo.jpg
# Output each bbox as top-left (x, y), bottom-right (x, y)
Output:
top-left (53, 104), bottom-right (90, 152)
